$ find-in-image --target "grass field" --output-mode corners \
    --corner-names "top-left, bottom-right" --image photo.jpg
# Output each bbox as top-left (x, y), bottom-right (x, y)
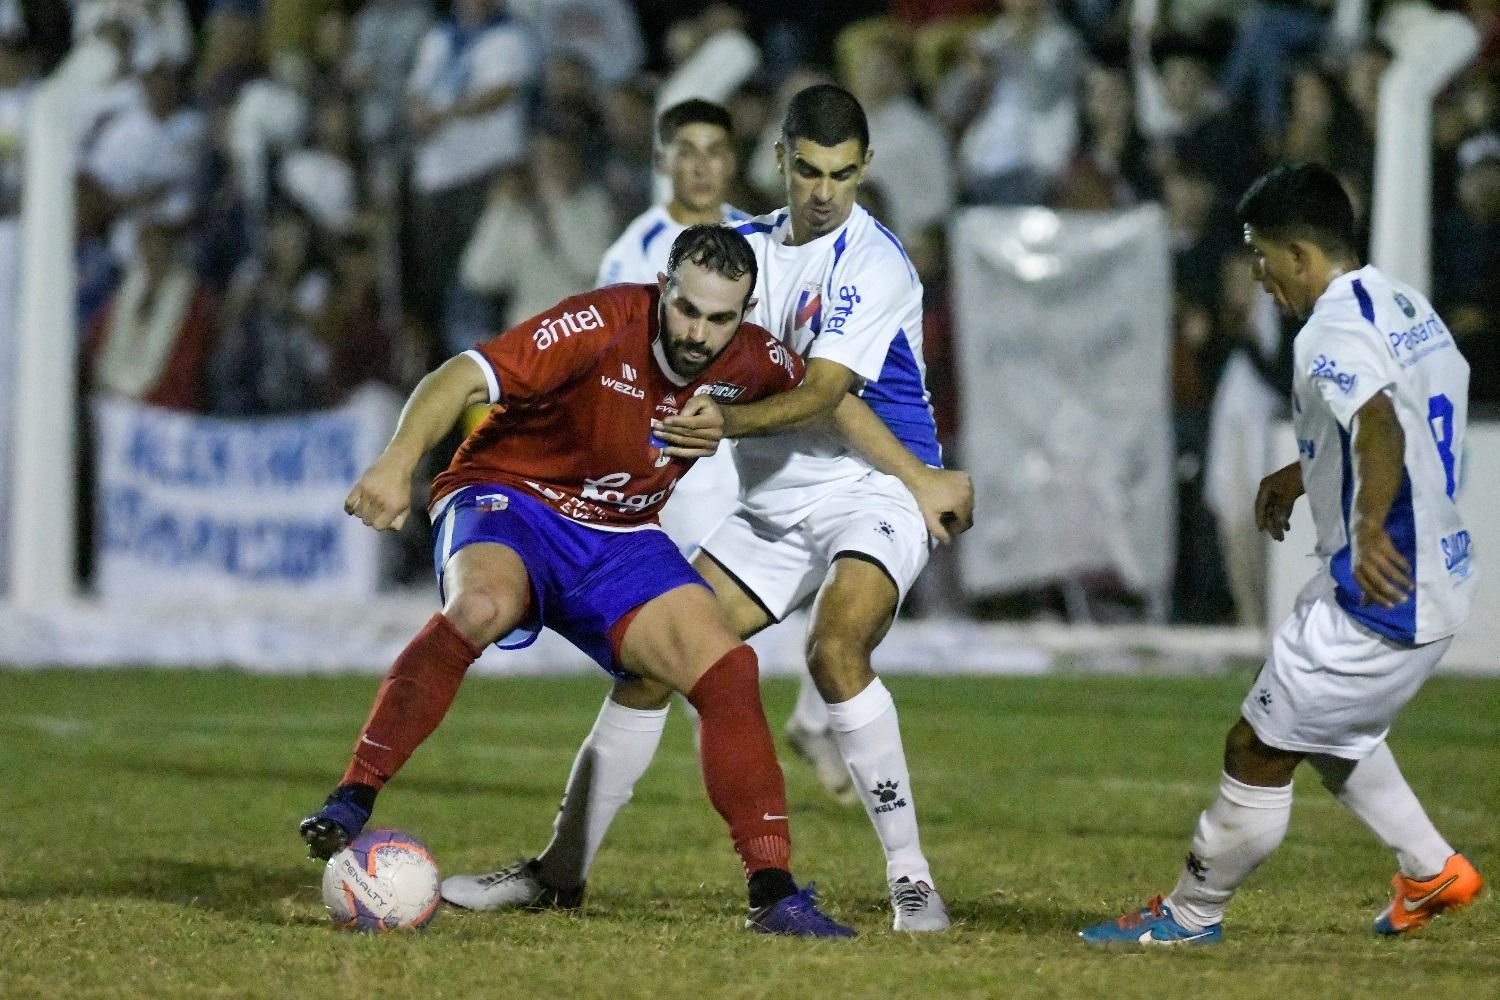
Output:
top-left (3, 666), bottom-right (1497, 999)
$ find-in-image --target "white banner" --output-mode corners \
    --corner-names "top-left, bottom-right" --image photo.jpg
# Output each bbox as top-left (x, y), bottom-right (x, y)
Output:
top-left (92, 386), bottom-right (401, 600)
top-left (951, 205), bottom-right (1175, 602)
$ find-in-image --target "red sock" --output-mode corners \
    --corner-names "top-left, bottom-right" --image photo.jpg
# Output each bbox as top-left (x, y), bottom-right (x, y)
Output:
top-left (340, 613), bottom-right (483, 790)
top-left (686, 645), bottom-right (791, 878)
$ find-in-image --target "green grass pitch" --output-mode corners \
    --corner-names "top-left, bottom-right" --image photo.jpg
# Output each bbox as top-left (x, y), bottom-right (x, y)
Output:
top-left (3, 666), bottom-right (1496, 998)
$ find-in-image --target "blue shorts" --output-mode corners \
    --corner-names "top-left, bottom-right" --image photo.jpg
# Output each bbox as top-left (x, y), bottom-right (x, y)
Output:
top-left (431, 484), bottom-right (708, 677)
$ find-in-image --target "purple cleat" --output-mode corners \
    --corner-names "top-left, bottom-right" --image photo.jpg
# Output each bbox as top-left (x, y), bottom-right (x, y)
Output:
top-left (746, 885), bottom-right (857, 938)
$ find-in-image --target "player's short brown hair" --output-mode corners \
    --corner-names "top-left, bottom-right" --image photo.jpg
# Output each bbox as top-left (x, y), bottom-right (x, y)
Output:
top-left (667, 225), bottom-right (758, 304)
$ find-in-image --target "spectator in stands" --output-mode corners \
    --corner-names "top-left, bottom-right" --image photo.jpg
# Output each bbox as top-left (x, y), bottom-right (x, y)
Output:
top-left (84, 209), bottom-right (216, 412)
top-left (210, 203), bottom-right (329, 415)
top-left (454, 110), bottom-right (614, 341)
top-left (344, 0), bottom-right (432, 157)
top-left (511, 0), bottom-right (645, 88)
top-left (1219, 0), bottom-right (1333, 141)
top-left (939, 0), bottom-right (1084, 205)
top-left (404, 0), bottom-right (537, 345)
top-left (1433, 132), bottom-right (1500, 406)
top-left (226, 51), bottom-right (312, 229)
top-left (1052, 55), bottom-right (1159, 209)
top-left (276, 89), bottom-right (361, 242)
top-left (839, 25), bottom-right (955, 241)
top-left (1143, 33), bottom-right (1263, 198)
top-left (599, 79), bottom-right (655, 221)
top-left (1276, 64), bottom-right (1371, 178)
top-left (79, 50), bottom-right (207, 265)
top-left (1163, 159), bottom-right (1236, 623)
top-left (655, 5), bottom-right (761, 114)
top-left (309, 227), bottom-right (426, 409)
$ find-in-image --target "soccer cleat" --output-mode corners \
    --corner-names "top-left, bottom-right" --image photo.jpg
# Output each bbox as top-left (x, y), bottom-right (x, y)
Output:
top-left (785, 722), bottom-right (858, 806)
top-left (441, 859), bottom-right (585, 911)
top-left (299, 787), bottom-right (372, 860)
top-left (746, 885), bottom-right (857, 938)
top-left (890, 876), bottom-right (950, 932)
top-left (1373, 853), bottom-right (1482, 935)
top-left (1079, 896), bottom-right (1224, 946)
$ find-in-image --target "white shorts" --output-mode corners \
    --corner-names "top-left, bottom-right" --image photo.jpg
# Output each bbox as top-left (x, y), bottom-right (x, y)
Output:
top-left (698, 471), bottom-right (930, 621)
top-left (1242, 573), bottom-right (1451, 760)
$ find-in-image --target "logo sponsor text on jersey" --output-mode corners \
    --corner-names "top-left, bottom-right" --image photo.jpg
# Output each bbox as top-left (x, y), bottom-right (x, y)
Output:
top-left (581, 471), bottom-right (674, 512)
top-left (1441, 529), bottom-right (1473, 580)
top-left (1394, 291), bottom-right (1417, 318)
top-left (621, 362), bottom-right (638, 382)
top-left (823, 285), bottom-right (862, 335)
top-left (532, 305), bottom-right (605, 350)
top-left (695, 381), bottom-right (746, 402)
top-left (767, 341), bottom-right (798, 379)
top-left (600, 375), bottom-right (645, 399)
top-left (1310, 354), bottom-right (1357, 394)
top-left (1388, 313), bottom-right (1451, 360)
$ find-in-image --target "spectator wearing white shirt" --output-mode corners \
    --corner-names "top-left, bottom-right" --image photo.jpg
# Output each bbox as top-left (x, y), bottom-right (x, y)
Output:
top-left (840, 27), bottom-right (954, 242)
top-left (405, 0), bottom-right (538, 341)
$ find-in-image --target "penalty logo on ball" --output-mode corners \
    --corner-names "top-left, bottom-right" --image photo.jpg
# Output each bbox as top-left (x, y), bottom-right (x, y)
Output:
top-left (321, 829), bottom-right (441, 932)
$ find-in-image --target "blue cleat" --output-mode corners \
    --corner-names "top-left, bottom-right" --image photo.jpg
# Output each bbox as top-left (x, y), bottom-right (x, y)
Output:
top-left (746, 885), bottom-right (857, 938)
top-left (298, 786), bottom-right (372, 860)
top-left (1079, 895), bottom-right (1223, 946)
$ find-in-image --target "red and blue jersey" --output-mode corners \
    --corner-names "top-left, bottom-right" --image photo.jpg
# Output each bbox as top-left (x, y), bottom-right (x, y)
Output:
top-left (430, 283), bottom-right (803, 528)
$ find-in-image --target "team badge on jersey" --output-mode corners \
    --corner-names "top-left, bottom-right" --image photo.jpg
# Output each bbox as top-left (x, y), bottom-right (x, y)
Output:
top-left (795, 283), bottom-right (822, 336)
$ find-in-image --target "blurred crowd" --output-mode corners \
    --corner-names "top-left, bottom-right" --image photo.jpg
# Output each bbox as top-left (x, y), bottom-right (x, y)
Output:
top-left (0, 0), bottom-right (1496, 621)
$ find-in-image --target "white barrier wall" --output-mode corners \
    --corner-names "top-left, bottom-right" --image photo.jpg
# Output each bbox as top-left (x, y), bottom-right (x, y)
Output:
top-left (1267, 421), bottom-right (1500, 674)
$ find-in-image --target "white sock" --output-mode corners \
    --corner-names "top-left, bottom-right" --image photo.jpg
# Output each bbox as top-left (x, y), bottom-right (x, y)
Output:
top-left (535, 697), bottom-right (667, 889)
top-left (825, 678), bottom-right (932, 885)
top-left (788, 672), bottom-right (830, 733)
top-left (1309, 742), bottom-right (1454, 879)
top-left (1165, 772), bottom-right (1293, 931)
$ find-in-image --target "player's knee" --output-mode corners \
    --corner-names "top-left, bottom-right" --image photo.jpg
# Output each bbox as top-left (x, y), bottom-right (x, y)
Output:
top-left (805, 628), bottom-right (875, 696)
top-left (444, 587), bottom-right (524, 647)
top-left (1223, 717), bottom-right (1299, 785)
top-left (611, 676), bottom-right (673, 711)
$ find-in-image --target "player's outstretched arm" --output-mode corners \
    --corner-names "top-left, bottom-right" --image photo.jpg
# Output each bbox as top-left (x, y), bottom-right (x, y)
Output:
top-left (1348, 391), bottom-right (1412, 608)
top-left (1253, 461), bottom-right (1305, 541)
top-left (345, 355), bottom-right (491, 531)
top-left (654, 358), bottom-right (855, 455)
top-left (831, 394), bottom-right (974, 544)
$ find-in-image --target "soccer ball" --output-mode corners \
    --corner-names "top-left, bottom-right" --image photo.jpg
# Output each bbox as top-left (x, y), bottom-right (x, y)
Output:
top-left (321, 829), bottom-right (441, 932)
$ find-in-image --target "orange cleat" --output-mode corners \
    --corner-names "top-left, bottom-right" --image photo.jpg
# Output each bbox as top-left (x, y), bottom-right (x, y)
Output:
top-left (1373, 853), bottom-right (1483, 935)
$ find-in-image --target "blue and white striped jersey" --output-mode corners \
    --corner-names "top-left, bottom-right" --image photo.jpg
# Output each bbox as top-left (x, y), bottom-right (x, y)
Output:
top-left (731, 204), bottom-right (942, 528)
top-left (1292, 265), bottom-right (1475, 644)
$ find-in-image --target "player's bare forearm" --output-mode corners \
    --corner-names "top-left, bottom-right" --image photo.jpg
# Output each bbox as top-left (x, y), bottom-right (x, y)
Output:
top-left (720, 358), bottom-right (855, 438)
top-left (1349, 391), bottom-right (1412, 606)
top-left (1254, 461), bottom-right (1305, 541)
top-left (831, 394), bottom-right (973, 543)
top-left (346, 356), bottom-right (489, 531)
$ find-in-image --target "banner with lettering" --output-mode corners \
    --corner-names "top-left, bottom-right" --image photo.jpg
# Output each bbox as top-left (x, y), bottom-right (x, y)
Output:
top-left (92, 386), bottom-right (401, 600)
top-left (950, 206), bottom-right (1175, 604)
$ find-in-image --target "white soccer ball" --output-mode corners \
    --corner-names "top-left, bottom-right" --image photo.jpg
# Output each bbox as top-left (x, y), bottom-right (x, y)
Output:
top-left (321, 828), bottom-right (441, 932)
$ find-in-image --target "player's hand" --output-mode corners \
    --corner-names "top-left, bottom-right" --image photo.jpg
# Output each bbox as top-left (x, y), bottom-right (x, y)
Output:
top-left (1351, 521), bottom-right (1413, 608)
top-left (1254, 462), bottom-right (1305, 541)
top-left (653, 395), bottom-right (724, 459)
top-left (905, 467), bottom-right (974, 545)
top-left (344, 453), bottom-right (413, 531)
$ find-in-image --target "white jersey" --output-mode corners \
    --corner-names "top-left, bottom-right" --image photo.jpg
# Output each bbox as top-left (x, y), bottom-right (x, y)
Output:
top-left (596, 203), bottom-right (749, 287)
top-left (1292, 265), bottom-right (1474, 645)
top-left (732, 205), bottom-right (941, 528)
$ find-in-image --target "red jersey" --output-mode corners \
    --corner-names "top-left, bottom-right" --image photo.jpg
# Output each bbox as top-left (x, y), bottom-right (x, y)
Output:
top-left (431, 283), bottom-right (804, 528)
